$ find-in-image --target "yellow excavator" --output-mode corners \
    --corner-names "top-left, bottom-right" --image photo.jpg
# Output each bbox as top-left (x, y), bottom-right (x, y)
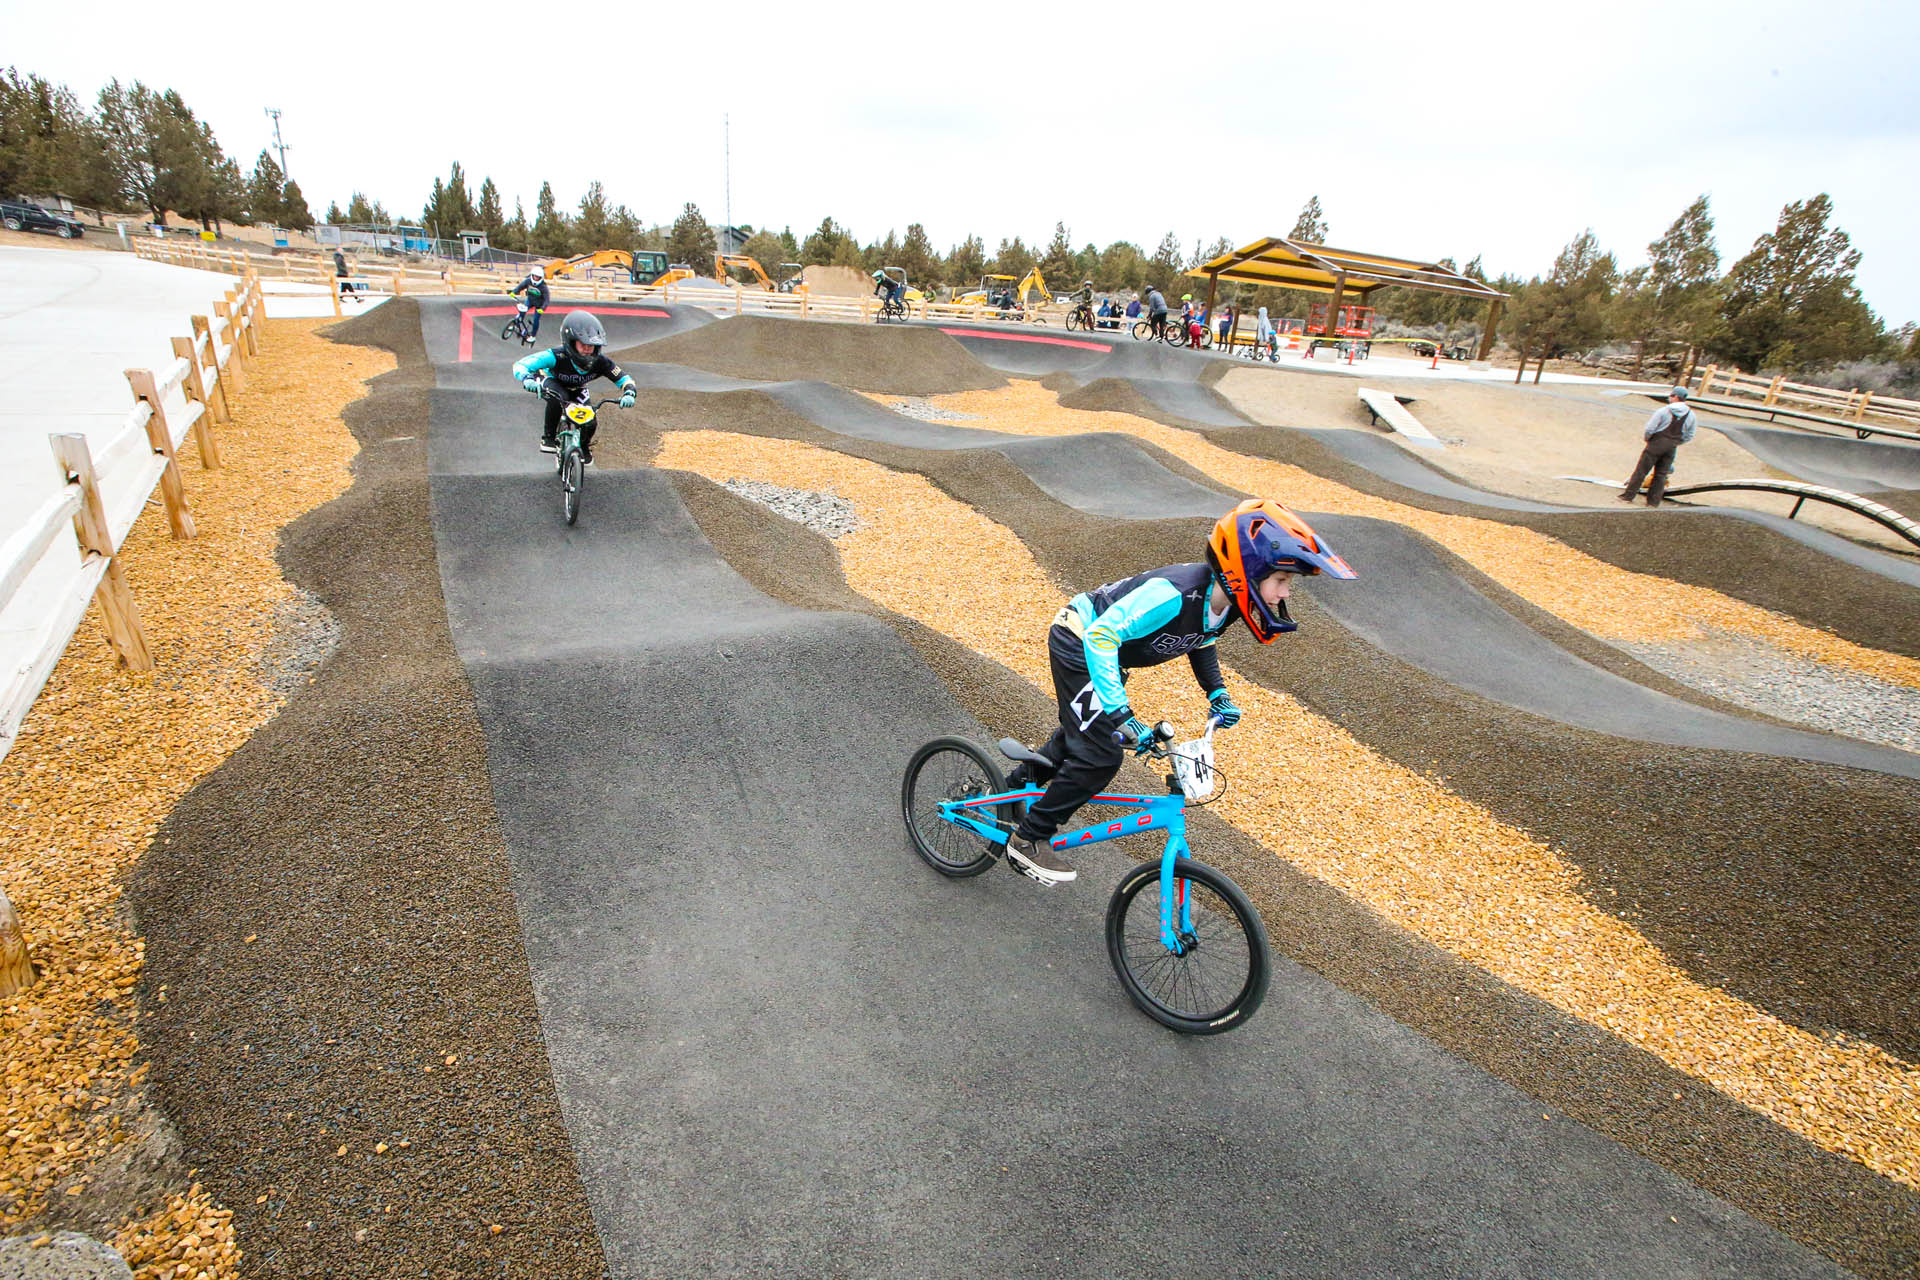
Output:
top-left (541, 248), bottom-right (680, 286)
top-left (715, 252), bottom-right (780, 290)
top-left (954, 268), bottom-right (1051, 315)
top-left (776, 262), bottom-right (807, 294)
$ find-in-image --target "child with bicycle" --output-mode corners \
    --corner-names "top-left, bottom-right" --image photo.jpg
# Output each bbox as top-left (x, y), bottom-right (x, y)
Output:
top-left (511, 309), bottom-right (637, 463)
top-left (1001, 499), bottom-right (1355, 886)
top-left (507, 265), bottom-right (551, 345)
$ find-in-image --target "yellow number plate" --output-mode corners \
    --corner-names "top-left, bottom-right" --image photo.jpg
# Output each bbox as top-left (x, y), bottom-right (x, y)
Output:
top-left (564, 404), bottom-right (595, 425)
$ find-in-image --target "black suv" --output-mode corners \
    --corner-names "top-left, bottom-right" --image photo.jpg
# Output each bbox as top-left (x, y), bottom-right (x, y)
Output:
top-left (1, 198), bottom-right (85, 239)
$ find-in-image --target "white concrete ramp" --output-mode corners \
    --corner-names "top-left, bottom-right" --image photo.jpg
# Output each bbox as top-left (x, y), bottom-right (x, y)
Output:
top-left (1358, 387), bottom-right (1441, 447)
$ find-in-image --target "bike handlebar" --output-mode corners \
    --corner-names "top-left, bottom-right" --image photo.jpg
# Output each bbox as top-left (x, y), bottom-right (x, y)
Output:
top-left (1110, 715), bottom-right (1224, 757)
top-left (535, 382), bottom-right (622, 412)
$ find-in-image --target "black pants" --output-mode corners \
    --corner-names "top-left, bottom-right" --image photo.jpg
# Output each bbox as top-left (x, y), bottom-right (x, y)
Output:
top-left (1149, 311), bottom-right (1168, 339)
top-left (1624, 436), bottom-right (1680, 506)
top-left (1012, 625), bottom-right (1130, 843)
top-left (542, 396), bottom-right (597, 450)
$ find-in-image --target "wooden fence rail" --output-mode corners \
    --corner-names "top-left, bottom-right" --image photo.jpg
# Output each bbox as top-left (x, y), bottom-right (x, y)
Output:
top-left (0, 271), bottom-right (264, 991)
top-left (129, 238), bottom-right (1077, 326)
top-left (1692, 364), bottom-right (1920, 427)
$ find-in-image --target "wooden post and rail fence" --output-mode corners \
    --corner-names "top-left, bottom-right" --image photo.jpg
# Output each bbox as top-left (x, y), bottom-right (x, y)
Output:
top-left (1689, 364), bottom-right (1920, 430)
top-left (0, 271), bottom-right (265, 998)
top-left (129, 238), bottom-right (1081, 326)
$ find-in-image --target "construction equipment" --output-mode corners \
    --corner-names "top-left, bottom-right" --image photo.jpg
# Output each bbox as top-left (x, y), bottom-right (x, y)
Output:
top-left (955, 269), bottom-right (1049, 317)
top-left (715, 252), bottom-right (779, 290)
top-left (776, 263), bottom-right (807, 294)
top-left (541, 248), bottom-right (677, 286)
top-left (1305, 301), bottom-right (1375, 339)
top-left (1014, 266), bottom-right (1053, 309)
top-left (954, 273), bottom-right (1019, 307)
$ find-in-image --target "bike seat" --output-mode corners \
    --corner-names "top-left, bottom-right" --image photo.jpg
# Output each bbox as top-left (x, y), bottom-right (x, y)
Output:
top-left (998, 738), bottom-right (1052, 769)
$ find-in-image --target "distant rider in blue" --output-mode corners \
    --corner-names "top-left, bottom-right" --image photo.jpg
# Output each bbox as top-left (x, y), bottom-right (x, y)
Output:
top-left (510, 310), bottom-right (636, 464)
top-left (507, 264), bottom-right (551, 344)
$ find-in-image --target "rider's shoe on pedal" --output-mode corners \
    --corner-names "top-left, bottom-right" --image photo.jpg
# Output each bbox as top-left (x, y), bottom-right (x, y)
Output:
top-left (539, 435), bottom-right (559, 454)
top-left (578, 444), bottom-right (593, 465)
top-left (1006, 833), bottom-right (1076, 886)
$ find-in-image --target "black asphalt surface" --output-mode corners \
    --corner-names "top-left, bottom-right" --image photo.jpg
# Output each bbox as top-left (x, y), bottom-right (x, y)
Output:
top-left (1710, 423), bottom-right (1920, 493)
top-left (943, 326), bottom-right (1252, 425)
top-left (414, 297), bottom-right (1856, 1276)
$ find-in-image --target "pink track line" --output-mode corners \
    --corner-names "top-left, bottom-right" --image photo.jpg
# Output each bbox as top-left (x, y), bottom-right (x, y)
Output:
top-left (937, 327), bottom-right (1111, 352)
top-left (456, 304), bottom-right (669, 363)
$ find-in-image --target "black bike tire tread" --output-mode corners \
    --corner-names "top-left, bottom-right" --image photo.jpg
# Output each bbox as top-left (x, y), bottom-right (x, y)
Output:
top-left (562, 449), bottom-right (584, 525)
top-left (1104, 856), bottom-right (1271, 1034)
top-left (900, 737), bottom-right (1003, 878)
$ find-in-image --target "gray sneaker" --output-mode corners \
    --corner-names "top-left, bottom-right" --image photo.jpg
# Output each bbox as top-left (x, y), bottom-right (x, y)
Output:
top-left (1006, 834), bottom-right (1076, 886)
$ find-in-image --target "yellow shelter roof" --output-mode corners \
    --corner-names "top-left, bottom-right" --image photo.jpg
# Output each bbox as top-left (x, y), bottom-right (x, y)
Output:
top-left (1187, 237), bottom-right (1507, 302)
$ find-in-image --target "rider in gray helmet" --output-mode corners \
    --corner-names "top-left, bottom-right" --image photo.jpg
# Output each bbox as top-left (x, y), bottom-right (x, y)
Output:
top-left (511, 310), bottom-right (637, 463)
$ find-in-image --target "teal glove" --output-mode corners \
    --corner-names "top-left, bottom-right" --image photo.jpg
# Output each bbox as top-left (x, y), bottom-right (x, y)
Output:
top-left (1111, 712), bottom-right (1155, 754)
top-left (620, 390), bottom-right (636, 409)
top-left (1208, 688), bottom-right (1242, 729)
top-left (522, 377), bottom-right (541, 393)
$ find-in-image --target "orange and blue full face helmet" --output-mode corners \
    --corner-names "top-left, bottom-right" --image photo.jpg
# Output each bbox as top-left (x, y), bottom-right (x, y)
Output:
top-left (1205, 498), bottom-right (1355, 642)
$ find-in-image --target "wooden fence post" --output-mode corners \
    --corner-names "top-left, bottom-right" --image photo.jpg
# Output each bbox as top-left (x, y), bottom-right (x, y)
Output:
top-left (331, 276), bottom-right (343, 317)
top-left (0, 882), bottom-right (35, 998)
top-left (170, 336), bottom-right (223, 469)
top-left (50, 434), bottom-right (154, 671)
top-left (124, 369), bottom-right (198, 540)
top-left (1765, 375), bottom-right (1783, 406)
top-left (391, 271), bottom-right (404, 296)
top-left (194, 315), bottom-right (235, 414)
top-left (213, 304), bottom-right (248, 395)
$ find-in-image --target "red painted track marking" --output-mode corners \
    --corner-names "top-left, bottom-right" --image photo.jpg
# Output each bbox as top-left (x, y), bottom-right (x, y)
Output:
top-left (937, 327), bottom-right (1111, 352)
top-left (456, 304), bottom-right (669, 363)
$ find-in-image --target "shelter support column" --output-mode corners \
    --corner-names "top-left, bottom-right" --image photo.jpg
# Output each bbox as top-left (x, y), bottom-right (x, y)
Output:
top-left (1325, 273), bottom-right (1346, 341)
top-left (1204, 273), bottom-right (1218, 324)
top-left (1477, 299), bottom-right (1502, 361)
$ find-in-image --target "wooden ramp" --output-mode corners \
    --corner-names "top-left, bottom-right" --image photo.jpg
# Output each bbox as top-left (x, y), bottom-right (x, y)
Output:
top-left (1358, 388), bottom-right (1441, 448)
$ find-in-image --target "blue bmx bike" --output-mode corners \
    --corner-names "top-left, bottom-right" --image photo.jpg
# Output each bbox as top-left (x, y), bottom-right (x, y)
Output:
top-left (901, 718), bottom-right (1271, 1034)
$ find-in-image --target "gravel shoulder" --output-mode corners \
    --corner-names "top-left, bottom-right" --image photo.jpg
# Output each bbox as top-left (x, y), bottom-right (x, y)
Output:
top-left (125, 301), bottom-right (605, 1279)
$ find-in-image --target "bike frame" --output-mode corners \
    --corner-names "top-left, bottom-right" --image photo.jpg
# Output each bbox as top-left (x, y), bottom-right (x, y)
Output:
top-left (937, 786), bottom-right (1198, 954)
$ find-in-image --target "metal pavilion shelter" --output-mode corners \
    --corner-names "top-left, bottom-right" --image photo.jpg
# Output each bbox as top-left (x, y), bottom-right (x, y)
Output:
top-left (1187, 237), bottom-right (1509, 360)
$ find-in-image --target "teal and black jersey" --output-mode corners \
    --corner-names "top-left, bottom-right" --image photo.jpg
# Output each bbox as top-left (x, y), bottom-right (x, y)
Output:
top-left (1064, 562), bottom-right (1232, 713)
top-left (512, 347), bottom-right (636, 397)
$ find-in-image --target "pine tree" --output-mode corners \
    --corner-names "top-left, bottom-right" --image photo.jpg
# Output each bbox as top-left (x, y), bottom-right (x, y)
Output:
top-left (668, 202), bottom-right (717, 271)
top-left (1289, 196), bottom-right (1328, 243)
top-left (801, 216), bottom-right (849, 266)
top-left (94, 80), bottom-right (234, 227)
top-left (1148, 231), bottom-right (1184, 287)
top-left (899, 223), bottom-right (939, 289)
top-left (325, 201), bottom-right (345, 224)
top-left (573, 181), bottom-right (613, 252)
top-left (280, 179), bottom-right (313, 230)
top-left (946, 234), bottom-right (986, 286)
top-left (530, 181), bottom-right (570, 256)
top-left (779, 226), bottom-right (800, 258)
top-left (1038, 221), bottom-right (1074, 287)
top-left (478, 177), bottom-right (504, 235)
top-left (1716, 194), bottom-right (1880, 371)
top-left (1505, 230), bottom-right (1617, 379)
top-left (244, 150), bottom-right (284, 224)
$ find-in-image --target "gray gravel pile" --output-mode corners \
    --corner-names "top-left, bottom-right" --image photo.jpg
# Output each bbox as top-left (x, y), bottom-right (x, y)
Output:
top-left (1619, 628), bottom-right (1920, 753)
top-left (722, 478), bottom-right (861, 538)
top-left (885, 397), bottom-right (980, 422)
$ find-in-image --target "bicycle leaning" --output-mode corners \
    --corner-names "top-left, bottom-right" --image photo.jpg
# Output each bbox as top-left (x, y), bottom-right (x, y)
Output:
top-left (535, 382), bottom-right (618, 526)
top-left (901, 715), bottom-right (1271, 1034)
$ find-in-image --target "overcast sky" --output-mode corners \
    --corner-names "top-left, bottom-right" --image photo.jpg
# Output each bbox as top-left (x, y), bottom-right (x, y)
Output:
top-left (10, 0), bottom-right (1918, 323)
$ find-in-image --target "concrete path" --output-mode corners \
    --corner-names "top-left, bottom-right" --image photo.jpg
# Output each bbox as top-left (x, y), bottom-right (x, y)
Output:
top-left (415, 295), bottom-right (1845, 1276)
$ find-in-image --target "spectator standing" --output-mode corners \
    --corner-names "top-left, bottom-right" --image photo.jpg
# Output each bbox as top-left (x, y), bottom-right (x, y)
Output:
top-left (1619, 387), bottom-right (1697, 507)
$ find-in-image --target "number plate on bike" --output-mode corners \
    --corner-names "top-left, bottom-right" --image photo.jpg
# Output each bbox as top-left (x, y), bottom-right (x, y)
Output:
top-left (565, 404), bottom-right (594, 424)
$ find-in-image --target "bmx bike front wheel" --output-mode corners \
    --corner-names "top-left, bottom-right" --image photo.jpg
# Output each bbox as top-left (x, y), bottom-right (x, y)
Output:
top-left (1105, 856), bottom-right (1269, 1034)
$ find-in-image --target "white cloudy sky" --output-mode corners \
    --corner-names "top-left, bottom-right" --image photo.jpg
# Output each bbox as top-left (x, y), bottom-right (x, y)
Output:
top-left (11, 0), bottom-right (1918, 323)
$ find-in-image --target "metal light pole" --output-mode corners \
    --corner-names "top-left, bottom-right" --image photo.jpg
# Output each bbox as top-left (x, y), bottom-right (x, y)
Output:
top-left (265, 107), bottom-right (290, 177)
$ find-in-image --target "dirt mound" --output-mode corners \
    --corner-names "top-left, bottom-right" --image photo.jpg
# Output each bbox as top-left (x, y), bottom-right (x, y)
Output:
top-left (795, 265), bottom-right (874, 298)
top-left (616, 315), bottom-right (1005, 395)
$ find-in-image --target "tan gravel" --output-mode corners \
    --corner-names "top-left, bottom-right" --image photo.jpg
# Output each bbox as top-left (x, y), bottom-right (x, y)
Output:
top-left (656, 427), bottom-right (1920, 1193)
top-left (893, 381), bottom-right (1920, 689)
top-left (0, 318), bottom-right (382, 1275)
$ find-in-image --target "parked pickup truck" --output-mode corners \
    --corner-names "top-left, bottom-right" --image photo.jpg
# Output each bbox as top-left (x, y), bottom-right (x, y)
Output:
top-left (1, 198), bottom-right (85, 238)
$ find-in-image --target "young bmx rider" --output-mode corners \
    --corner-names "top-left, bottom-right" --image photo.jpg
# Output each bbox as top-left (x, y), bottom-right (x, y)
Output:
top-left (1003, 499), bottom-right (1356, 885)
top-left (511, 310), bottom-right (637, 463)
top-left (507, 264), bottom-right (551, 344)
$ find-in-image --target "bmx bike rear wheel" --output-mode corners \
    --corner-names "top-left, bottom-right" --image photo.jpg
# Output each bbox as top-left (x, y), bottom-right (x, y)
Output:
top-left (901, 738), bottom-right (1006, 878)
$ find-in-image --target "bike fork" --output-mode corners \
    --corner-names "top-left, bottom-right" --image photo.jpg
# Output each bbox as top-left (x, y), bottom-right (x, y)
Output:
top-left (1158, 842), bottom-right (1195, 953)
